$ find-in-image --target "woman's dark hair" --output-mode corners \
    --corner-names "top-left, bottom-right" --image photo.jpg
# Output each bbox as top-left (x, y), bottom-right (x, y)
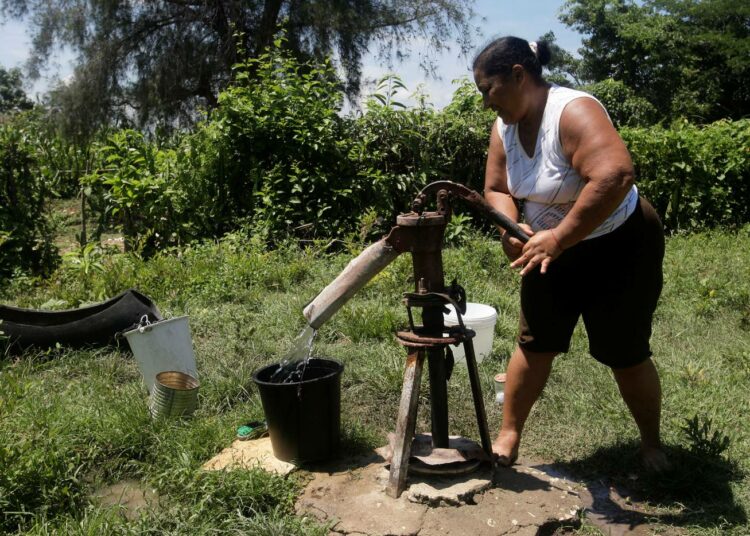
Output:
top-left (472, 36), bottom-right (551, 81)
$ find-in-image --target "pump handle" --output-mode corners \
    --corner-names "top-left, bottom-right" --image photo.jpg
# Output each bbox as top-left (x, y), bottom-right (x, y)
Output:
top-left (414, 181), bottom-right (530, 244)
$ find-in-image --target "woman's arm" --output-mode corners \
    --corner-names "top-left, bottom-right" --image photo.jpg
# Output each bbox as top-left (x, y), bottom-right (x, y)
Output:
top-left (484, 121), bottom-right (533, 260)
top-left (511, 98), bottom-right (634, 275)
top-left (554, 98), bottom-right (635, 248)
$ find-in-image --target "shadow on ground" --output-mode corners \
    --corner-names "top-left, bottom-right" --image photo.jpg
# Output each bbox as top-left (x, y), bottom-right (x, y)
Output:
top-left (559, 441), bottom-right (747, 533)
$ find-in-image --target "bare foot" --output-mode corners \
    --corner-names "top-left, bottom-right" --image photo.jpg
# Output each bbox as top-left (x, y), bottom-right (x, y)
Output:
top-left (492, 430), bottom-right (520, 467)
top-left (640, 445), bottom-right (671, 473)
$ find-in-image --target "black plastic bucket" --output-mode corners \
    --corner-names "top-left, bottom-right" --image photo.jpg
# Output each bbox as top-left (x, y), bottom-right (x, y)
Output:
top-left (253, 358), bottom-right (343, 464)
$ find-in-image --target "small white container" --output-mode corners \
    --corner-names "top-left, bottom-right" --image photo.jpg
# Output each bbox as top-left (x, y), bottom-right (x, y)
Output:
top-left (124, 316), bottom-right (198, 394)
top-left (494, 373), bottom-right (507, 405)
top-left (443, 303), bottom-right (498, 364)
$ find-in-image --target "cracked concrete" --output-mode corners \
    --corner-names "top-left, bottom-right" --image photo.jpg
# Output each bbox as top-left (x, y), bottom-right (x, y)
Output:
top-left (296, 453), bottom-right (585, 535)
top-left (406, 466), bottom-right (493, 506)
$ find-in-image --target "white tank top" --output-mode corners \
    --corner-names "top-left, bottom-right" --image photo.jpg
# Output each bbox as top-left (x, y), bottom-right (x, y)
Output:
top-left (496, 84), bottom-right (638, 240)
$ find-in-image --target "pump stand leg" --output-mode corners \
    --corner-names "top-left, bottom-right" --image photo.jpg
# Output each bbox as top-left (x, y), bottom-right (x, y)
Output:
top-left (387, 349), bottom-right (425, 498)
top-left (427, 347), bottom-right (450, 448)
top-left (463, 340), bottom-right (492, 457)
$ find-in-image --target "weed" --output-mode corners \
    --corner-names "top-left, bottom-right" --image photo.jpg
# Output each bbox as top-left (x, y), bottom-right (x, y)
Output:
top-left (444, 212), bottom-right (474, 247)
top-left (679, 362), bottom-right (707, 385)
top-left (682, 415), bottom-right (732, 459)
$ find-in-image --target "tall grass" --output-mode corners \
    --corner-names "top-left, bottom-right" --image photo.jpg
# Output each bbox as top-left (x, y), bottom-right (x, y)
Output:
top-left (1, 226), bottom-right (749, 534)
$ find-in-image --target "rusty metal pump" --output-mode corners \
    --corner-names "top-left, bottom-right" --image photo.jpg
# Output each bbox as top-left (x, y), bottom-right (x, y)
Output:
top-left (303, 181), bottom-right (529, 498)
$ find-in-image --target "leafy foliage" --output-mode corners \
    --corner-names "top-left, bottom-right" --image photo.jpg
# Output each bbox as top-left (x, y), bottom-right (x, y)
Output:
top-left (560, 0), bottom-right (750, 123)
top-left (682, 414), bottom-right (732, 459)
top-left (0, 66), bottom-right (33, 115)
top-left (72, 43), bottom-right (750, 250)
top-left (169, 41), bottom-right (360, 243)
top-left (81, 47), bottom-right (496, 247)
top-left (352, 77), bottom-right (494, 222)
top-left (4, 36), bottom-right (750, 273)
top-left (621, 119), bottom-right (750, 232)
top-left (0, 117), bottom-right (59, 278)
top-left (82, 130), bottom-right (180, 253)
top-left (583, 78), bottom-right (657, 127)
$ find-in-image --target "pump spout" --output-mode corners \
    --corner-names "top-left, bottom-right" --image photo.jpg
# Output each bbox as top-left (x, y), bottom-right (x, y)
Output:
top-left (304, 181), bottom-right (527, 331)
top-left (303, 233), bottom-right (403, 329)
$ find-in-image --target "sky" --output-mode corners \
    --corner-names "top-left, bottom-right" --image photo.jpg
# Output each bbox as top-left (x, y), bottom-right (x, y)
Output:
top-left (0, 0), bottom-right (584, 109)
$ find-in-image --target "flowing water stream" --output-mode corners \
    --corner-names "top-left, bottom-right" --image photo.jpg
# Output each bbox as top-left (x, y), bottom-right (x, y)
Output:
top-left (269, 324), bottom-right (317, 383)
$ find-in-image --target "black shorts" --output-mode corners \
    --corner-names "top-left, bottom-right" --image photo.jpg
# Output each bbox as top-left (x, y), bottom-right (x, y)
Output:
top-left (518, 197), bottom-right (664, 369)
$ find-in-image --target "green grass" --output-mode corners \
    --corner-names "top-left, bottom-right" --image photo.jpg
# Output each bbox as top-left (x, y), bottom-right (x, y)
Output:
top-left (2, 226), bottom-right (749, 534)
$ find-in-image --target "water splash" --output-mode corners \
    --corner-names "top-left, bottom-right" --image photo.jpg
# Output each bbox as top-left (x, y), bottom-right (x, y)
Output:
top-left (269, 324), bottom-right (317, 383)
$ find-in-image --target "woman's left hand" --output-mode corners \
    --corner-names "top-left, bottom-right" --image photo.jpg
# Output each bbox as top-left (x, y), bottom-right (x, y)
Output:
top-left (510, 229), bottom-right (564, 276)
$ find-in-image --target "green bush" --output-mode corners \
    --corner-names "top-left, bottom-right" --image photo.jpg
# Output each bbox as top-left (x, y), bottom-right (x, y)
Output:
top-left (583, 78), bottom-right (658, 128)
top-left (0, 119), bottom-right (59, 278)
top-left (172, 39), bottom-right (361, 243)
top-left (82, 130), bottom-right (181, 253)
top-left (78, 64), bottom-right (498, 247)
top-left (64, 50), bottom-right (750, 249)
top-left (350, 77), bottom-right (494, 223)
top-left (622, 119), bottom-right (750, 232)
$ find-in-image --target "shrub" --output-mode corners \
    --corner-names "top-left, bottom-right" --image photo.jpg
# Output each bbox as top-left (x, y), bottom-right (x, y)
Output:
top-left (583, 78), bottom-right (658, 128)
top-left (66, 57), bottom-right (750, 251)
top-left (0, 119), bottom-right (59, 278)
top-left (348, 77), bottom-right (494, 223)
top-left (622, 119), bottom-right (750, 232)
top-left (82, 129), bottom-right (181, 253)
top-left (173, 39), bottom-right (360, 242)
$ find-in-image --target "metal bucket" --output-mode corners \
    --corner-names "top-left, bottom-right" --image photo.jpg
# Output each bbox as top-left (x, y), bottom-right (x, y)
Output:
top-left (149, 371), bottom-right (199, 418)
top-left (123, 316), bottom-right (198, 394)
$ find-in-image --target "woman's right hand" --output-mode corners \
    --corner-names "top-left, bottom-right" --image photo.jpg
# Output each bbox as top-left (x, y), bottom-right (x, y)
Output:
top-left (501, 223), bottom-right (534, 261)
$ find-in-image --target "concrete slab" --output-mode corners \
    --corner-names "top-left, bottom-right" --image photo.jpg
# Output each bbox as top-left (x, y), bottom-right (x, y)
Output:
top-left (406, 466), bottom-right (494, 506)
top-left (299, 463), bottom-right (426, 536)
top-left (201, 437), bottom-right (296, 475)
top-left (296, 454), bottom-right (587, 536)
top-left (202, 440), bottom-right (673, 535)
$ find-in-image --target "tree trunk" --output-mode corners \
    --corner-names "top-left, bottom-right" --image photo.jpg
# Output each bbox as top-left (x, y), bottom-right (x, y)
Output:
top-left (253, 0), bottom-right (285, 56)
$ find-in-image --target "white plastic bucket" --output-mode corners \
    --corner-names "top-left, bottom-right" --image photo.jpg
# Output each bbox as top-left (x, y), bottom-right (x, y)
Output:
top-left (443, 303), bottom-right (497, 364)
top-left (123, 316), bottom-right (198, 394)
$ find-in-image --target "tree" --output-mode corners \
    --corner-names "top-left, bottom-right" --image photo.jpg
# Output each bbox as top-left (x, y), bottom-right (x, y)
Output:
top-left (582, 78), bottom-right (657, 127)
top-left (0, 0), bottom-right (475, 137)
top-left (0, 66), bottom-right (33, 115)
top-left (560, 0), bottom-right (750, 123)
top-left (537, 31), bottom-right (583, 87)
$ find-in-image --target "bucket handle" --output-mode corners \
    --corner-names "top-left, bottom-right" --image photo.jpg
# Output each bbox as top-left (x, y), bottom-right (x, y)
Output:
top-left (137, 314), bottom-right (153, 333)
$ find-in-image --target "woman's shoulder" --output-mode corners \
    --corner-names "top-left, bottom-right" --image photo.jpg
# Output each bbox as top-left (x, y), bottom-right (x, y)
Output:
top-left (548, 84), bottom-right (598, 107)
top-left (547, 84), bottom-right (610, 124)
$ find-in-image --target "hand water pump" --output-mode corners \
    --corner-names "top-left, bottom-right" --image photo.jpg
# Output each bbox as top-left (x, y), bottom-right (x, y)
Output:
top-left (303, 181), bottom-right (529, 497)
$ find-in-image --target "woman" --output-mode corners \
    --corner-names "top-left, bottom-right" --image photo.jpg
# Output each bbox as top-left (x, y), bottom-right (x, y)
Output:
top-left (474, 36), bottom-right (669, 471)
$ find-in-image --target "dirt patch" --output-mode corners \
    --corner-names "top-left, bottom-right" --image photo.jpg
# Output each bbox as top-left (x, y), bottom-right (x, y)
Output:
top-left (92, 479), bottom-right (160, 521)
top-left (295, 452), bottom-right (685, 535)
top-left (296, 453), bottom-right (584, 536)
